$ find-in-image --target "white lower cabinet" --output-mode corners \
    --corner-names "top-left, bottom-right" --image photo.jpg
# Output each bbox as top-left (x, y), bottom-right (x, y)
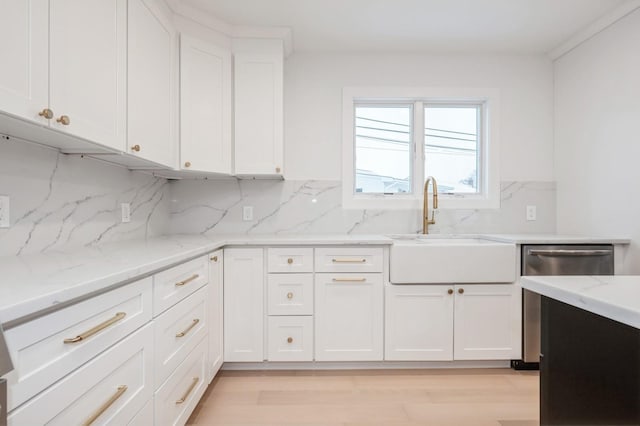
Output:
top-left (129, 399), bottom-right (154, 426)
top-left (385, 284), bottom-right (521, 361)
top-left (315, 273), bottom-right (384, 361)
top-left (385, 285), bottom-right (454, 361)
top-left (154, 337), bottom-right (208, 426)
top-left (8, 324), bottom-right (153, 426)
top-left (267, 316), bottom-right (313, 361)
top-left (208, 250), bottom-right (224, 381)
top-left (224, 248), bottom-right (264, 362)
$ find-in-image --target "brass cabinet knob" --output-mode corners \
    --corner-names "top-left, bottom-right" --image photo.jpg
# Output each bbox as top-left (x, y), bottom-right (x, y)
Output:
top-left (287, 337), bottom-right (293, 343)
top-left (276, 167), bottom-right (281, 173)
top-left (184, 161), bottom-right (191, 168)
top-left (131, 144), bottom-right (141, 152)
top-left (211, 256), bottom-right (218, 262)
top-left (38, 108), bottom-right (54, 119)
top-left (287, 292), bottom-right (293, 300)
top-left (56, 115), bottom-right (70, 125)
top-left (287, 258), bottom-right (293, 264)
top-left (447, 289), bottom-right (453, 295)
top-left (458, 288), bottom-right (464, 294)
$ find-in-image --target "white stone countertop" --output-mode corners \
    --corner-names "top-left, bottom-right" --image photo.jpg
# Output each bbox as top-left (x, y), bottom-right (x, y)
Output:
top-left (0, 234), bottom-right (391, 325)
top-left (481, 234), bottom-right (630, 244)
top-left (521, 276), bottom-right (640, 329)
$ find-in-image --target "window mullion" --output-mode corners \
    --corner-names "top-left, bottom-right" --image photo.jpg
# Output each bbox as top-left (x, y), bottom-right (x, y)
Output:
top-left (413, 101), bottom-right (424, 196)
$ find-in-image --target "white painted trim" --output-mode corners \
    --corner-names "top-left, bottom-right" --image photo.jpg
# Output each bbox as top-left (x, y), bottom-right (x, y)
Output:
top-left (342, 87), bottom-right (501, 210)
top-left (222, 360), bottom-right (510, 370)
top-left (548, 0), bottom-right (640, 60)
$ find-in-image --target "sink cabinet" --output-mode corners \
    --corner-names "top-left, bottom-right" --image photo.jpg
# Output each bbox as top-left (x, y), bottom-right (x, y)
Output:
top-left (385, 284), bottom-right (521, 361)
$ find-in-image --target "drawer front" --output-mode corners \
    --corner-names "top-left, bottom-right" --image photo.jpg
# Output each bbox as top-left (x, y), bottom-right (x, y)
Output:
top-left (155, 286), bottom-right (208, 388)
top-left (315, 247), bottom-right (383, 273)
top-left (4, 278), bottom-right (152, 411)
top-left (154, 256), bottom-right (208, 315)
top-left (128, 399), bottom-right (154, 426)
top-left (267, 316), bottom-right (313, 362)
top-left (267, 248), bottom-right (313, 273)
top-left (267, 274), bottom-right (313, 316)
top-left (8, 324), bottom-right (153, 426)
top-left (155, 337), bottom-right (208, 426)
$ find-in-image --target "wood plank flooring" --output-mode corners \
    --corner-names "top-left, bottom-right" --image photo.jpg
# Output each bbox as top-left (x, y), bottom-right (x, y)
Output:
top-left (187, 368), bottom-right (539, 426)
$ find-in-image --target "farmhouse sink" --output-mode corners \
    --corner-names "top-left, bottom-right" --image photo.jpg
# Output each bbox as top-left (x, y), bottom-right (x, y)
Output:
top-left (388, 235), bottom-right (516, 284)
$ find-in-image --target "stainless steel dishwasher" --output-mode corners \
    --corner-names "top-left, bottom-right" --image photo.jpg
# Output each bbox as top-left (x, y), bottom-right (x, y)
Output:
top-left (514, 244), bottom-right (614, 370)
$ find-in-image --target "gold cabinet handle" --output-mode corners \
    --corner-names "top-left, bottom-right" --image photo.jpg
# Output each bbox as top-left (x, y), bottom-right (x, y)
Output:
top-left (176, 319), bottom-right (200, 338)
top-left (332, 278), bottom-right (367, 282)
top-left (175, 274), bottom-right (199, 287)
top-left (38, 108), bottom-right (54, 119)
top-left (287, 292), bottom-right (293, 299)
top-left (176, 377), bottom-right (199, 404)
top-left (287, 258), bottom-right (293, 264)
top-left (211, 255), bottom-right (218, 262)
top-left (458, 288), bottom-right (464, 294)
top-left (331, 258), bottom-right (366, 263)
top-left (82, 385), bottom-right (128, 426)
top-left (64, 312), bottom-right (126, 344)
top-left (447, 289), bottom-right (454, 295)
top-left (56, 115), bottom-right (70, 125)
top-left (184, 161), bottom-right (191, 168)
top-left (287, 337), bottom-right (293, 343)
top-left (275, 167), bottom-right (281, 173)
top-left (131, 144), bottom-right (141, 152)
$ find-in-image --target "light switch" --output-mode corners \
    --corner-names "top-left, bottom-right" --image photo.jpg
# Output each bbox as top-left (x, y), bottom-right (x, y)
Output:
top-left (526, 205), bottom-right (537, 221)
top-left (121, 203), bottom-right (131, 223)
top-left (0, 195), bottom-right (9, 228)
top-left (243, 206), bottom-right (254, 221)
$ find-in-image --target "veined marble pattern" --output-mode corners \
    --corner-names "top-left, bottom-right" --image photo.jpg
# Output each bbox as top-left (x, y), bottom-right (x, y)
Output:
top-left (169, 179), bottom-right (556, 236)
top-left (0, 138), bottom-right (169, 257)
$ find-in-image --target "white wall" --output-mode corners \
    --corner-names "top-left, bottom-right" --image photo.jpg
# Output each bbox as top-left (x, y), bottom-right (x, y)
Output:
top-left (555, 9), bottom-right (640, 272)
top-left (284, 53), bottom-right (555, 182)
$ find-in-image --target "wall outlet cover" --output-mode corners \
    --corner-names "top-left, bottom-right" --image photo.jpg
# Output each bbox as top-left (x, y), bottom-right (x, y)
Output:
top-left (526, 205), bottom-right (537, 221)
top-left (121, 203), bottom-right (131, 223)
top-left (243, 206), bottom-right (254, 221)
top-left (0, 195), bottom-right (9, 228)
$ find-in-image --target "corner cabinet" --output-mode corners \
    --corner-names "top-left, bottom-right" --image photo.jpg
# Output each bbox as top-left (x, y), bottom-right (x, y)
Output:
top-left (224, 248), bottom-right (265, 362)
top-left (233, 39), bottom-right (284, 177)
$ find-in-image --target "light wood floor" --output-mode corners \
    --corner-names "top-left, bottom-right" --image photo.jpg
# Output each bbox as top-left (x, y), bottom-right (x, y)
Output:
top-left (187, 368), bottom-right (539, 426)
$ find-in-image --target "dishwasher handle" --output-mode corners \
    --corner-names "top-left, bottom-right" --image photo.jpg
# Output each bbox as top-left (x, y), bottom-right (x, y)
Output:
top-left (528, 249), bottom-right (612, 257)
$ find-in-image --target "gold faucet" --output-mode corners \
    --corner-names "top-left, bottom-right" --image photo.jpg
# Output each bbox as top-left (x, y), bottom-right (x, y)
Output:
top-left (423, 176), bottom-right (438, 234)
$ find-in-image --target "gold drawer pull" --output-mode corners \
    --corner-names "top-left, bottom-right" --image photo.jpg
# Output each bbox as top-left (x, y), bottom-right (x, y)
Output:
top-left (176, 377), bottom-right (199, 404)
top-left (287, 292), bottom-right (294, 299)
top-left (82, 385), bottom-right (128, 426)
top-left (332, 278), bottom-right (367, 282)
top-left (64, 312), bottom-right (126, 344)
top-left (331, 258), bottom-right (366, 263)
top-left (38, 108), bottom-right (54, 119)
top-left (176, 319), bottom-right (200, 338)
top-left (287, 258), bottom-right (293, 264)
top-left (211, 255), bottom-right (218, 262)
top-left (287, 337), bottom-right (293, 343)
top-left (131, 144), bottom-right (141, 152)
top-left (56, 115), bottom-right (70, 125)
top-left (176, 274), bottom-right (199, 287)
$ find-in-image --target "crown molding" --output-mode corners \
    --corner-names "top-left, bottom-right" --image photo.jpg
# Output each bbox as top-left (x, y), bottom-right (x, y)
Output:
top-left (548, 0), bottom-right (640, 60)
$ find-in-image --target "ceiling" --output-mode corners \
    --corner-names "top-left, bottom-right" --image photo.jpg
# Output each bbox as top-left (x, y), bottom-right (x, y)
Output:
top-left (180, 0), bottom-right (629, 54)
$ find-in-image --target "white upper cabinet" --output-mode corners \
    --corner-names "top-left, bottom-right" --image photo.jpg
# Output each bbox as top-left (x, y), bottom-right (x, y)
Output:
top-left (0, 0), bottom-right (48, 124)
top-left (49, 0), bottom-right (127, 151)
top-left (233, 39), bottom-right (284, 177)
top-left (179, 35), bottom-right (232, 174)
top-left (128, 0), bottom-right (177, 167)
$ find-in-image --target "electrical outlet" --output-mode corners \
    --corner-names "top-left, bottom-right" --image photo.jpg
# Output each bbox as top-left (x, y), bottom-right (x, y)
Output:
top-left (121, 203), bottom-right (131, 223)
top-left (0, 195), bottom-right (9, 228)
top-left (243, 206), bottom-right (253, 221)
top-left (526, 205), bottom-right (537, 221)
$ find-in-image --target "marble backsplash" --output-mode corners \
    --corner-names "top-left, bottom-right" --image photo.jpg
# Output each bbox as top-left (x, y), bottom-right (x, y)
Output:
top-left (0, 137), bottom-right (169, 257)
top-left (168, 179), bottom-right (556, 236)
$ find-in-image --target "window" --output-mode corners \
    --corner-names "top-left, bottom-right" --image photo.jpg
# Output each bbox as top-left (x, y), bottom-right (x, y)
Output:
top-left (342, 88), bottom-right (500, 209)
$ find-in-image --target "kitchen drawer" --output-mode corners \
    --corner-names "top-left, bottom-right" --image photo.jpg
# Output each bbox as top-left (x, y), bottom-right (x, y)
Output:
top-left (8, 323), bottom-right (153, 426)
top-left (154, 256), bottom-right (208, 316)
top-left (155, 337), bottom-right (208, 426)
top-left (315, 247), bottom-right (383, 273)
top-left (267, 273), bottom-right (313, 316)
top-left (128, 399), bottom-right (154, 426)
top-left (267, 316), bottom-right (313, 361)
top-left (4, 278), bottom-right (152, 411)
top-left (155, 286), bottom-right (208, 388)
top-left (267, 248), bottom-right (313, 273)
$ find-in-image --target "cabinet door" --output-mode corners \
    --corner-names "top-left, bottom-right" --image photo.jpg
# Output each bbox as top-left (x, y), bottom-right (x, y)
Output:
top-left (0, 0), bottom-right (48, 123)
top-left (180, 35), bottom-right (232, 173)
top-left (454, 284), bottom-right (521, 360)
top-left (224, 248), bottom-right (264, 362)
top-left (315, 273), bottom-right (383, 361)
top-left (208, 250), bottom-right (224, 380)
top-left (233, 40), bottom-right (284, 176)
top-left (49, 0), bottom-right (126, 150)
top-left (385, 285), bottom-right (454, 361)
top-left (128, 0), bottom-right (176, 167)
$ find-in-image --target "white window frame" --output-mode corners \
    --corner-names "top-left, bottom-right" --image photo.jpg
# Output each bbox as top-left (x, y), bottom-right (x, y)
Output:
top-left (342, 87), bottom-right (501, 210)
